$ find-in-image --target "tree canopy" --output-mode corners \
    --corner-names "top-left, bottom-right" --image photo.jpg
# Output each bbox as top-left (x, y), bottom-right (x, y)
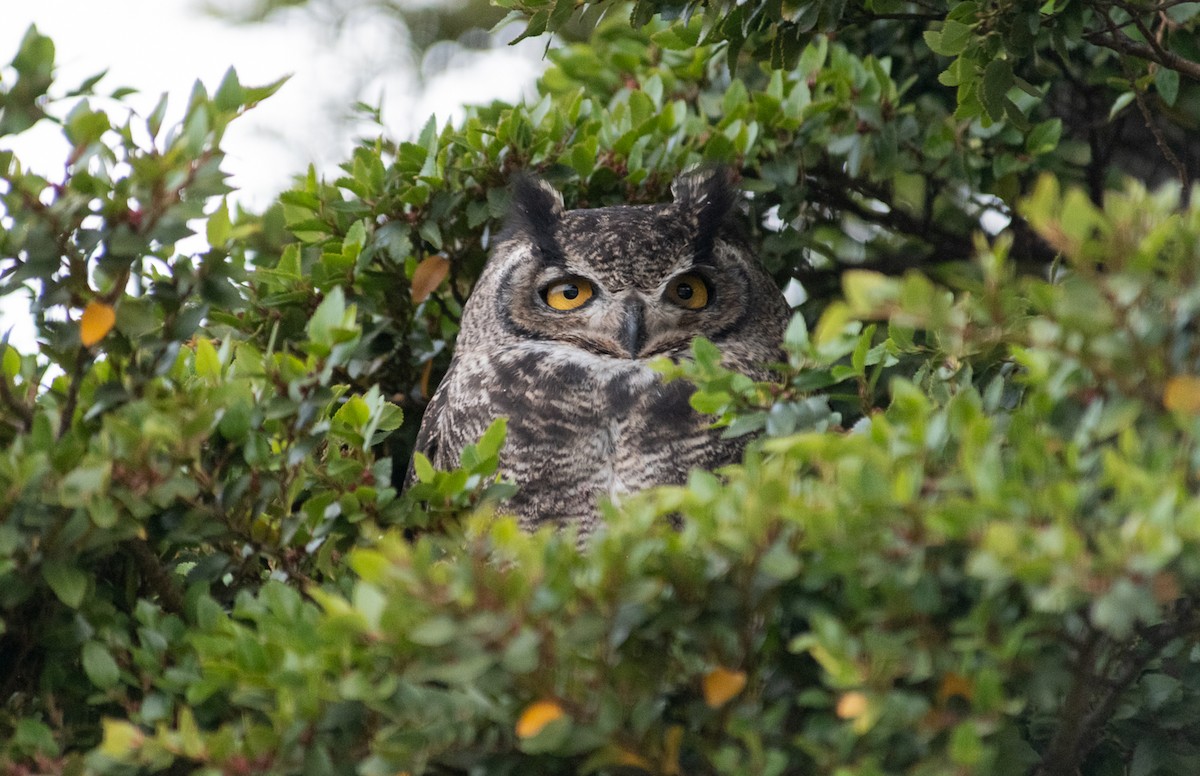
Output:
top-left (2, 1), bottom-right (1200, 773)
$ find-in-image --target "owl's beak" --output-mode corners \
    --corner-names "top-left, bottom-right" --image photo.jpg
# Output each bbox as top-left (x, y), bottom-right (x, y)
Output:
top-left (619, 298), bottom-right (647, 358)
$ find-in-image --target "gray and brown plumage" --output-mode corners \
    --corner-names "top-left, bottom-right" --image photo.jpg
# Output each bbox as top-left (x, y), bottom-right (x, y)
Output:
top-left (411, 168), bottom-right (789, 535)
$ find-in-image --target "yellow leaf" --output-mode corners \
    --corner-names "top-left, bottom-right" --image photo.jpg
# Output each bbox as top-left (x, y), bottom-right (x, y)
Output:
top-left (515, 699), bottom-right (567, 739)
top-left (842, 269), bottom-right (898, 315)
top-left (410, 255), bottom-right (449, 303)
top-left (812, 300), bottom-right (853, 348)
top-left (702, 666), bottom-right (747, 708)
top-left (177, 705), bottom-right (205, 759)
top-left (936, 672), bottom-right (974, 706)
top-left (662, 725), bottom-right (684, 775)
top-left (614, 748), bottom-right (654, 771)
top-left (80, 301), bottom-right (116, 347)
top-left (836, 691), bottom-right (869, 720)
top-left (1164, 376), bottom-right (1200, 414)
top-left (98, 718), bottom-right (144, 758)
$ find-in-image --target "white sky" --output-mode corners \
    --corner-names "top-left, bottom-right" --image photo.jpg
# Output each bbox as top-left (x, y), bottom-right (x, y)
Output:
top-left (0, 0), bottom-right (543, 348)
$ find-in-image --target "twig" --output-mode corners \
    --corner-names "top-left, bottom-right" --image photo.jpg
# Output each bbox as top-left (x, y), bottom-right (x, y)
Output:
top-left (1131, 79), bottom-right (1190, 198)
top-left (57, 347), bottom-right (88, 440)
top-left (124, 538), bottom-right (186, 615)
top-left (1034, 601), bottom-right (1200, 775)
top-left (0, 335), bottom-right (32, 432)
top-left (1085, 28), bottom-right (1200, 82)
top-left (805, 174), bottom-right (974, 261)
top-left (804, 166), bottom-right (1059, 270)
top-left (1117, 0), bottom-right (1175, 67)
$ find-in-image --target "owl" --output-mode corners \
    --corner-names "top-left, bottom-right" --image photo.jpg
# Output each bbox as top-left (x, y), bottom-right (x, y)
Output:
top-left (411, 168), bottom-right (789, 535)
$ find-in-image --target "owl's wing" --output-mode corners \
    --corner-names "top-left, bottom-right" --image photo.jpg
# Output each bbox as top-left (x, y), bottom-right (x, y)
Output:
top-left (406, 380), bottom-right (449, 488)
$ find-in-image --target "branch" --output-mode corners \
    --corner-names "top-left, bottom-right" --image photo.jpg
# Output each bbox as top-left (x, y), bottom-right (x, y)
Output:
top-left (0, 369), bottom-right (32, 433)
top-left (124, 538), bottom-right (186, 616)
top-left (845, 10), bottom-right (941, 23)
top-left (804, 166), bottom-right (1060, 272)
top-left (1034, 601), bottom-right (1200, 775)
top-left (56, 347), bottom-right (88, 440)
top-left (1132, 78), bottom-right (1190, 195)
top-left (805, 172), bottom-right (975, 263)
top-left (1116, 0), bottom-right (1177, 69)
top-left (1085, 28), bottom-right (1200, 82)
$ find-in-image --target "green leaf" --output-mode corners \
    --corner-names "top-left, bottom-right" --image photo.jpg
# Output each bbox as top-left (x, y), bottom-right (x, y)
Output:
top-left (1141, 673), bottom-right (1180, 710)
top-left (502, 628), bottom-right (540, 674)
top-left (1109, 91), bottom-right (1135, 121)
top-left (352, 582), bottom-right (387, 631)
top-left (206, 198), bottom-right (232, 246)
top-left (194, 338), bottom-right (221, 379)
top-left (1155, 68), bottom-right (1180, 107)
top-left (475, 418), bottom-right (508, 462)
top-left (243, 74), bottom-right (290, 106)
top-left (926, 20), bottom-right (974, 56)
top-left (182, 100), bottom-right (210, 155)
top-left (82, 641), bottom-right (121, 690)
top-left (692, 337), bottom-right (721, 369)
top-left (307, 286), bottom-right (347, 346)
top-left (374, 402), bottom-right (404, 433)
top-left (344, 219), bottom-right (367, 256)
top-left (64, 100), bottom-right (110, 145)
top-left (1091, 578), bottom-right (1157, 638)
top-left (213, 66), bottom-right (244, 112)
top-left (146, 91), bottom-right (169, 138)
top-left (218, 399), bottom-right (252, 443)
top-left (784, 313), bottom-right (810, 351)
top-left (349, 548), bottom-right (389, 583)
top-left (851, 324), bottom-right (876, 377)
top-left (11, 718), bottom-right (58, 756)
top-left (61, 463), bottom-right (110, 503)
top-left (408, 616), bottom-right (457, 646)
top-left (418, 220), bottom-right (443, 251)
top-left (334, 395), bottom-right (371, 428)
top-left (1026, 119), bottom-right (1062, 155)
top-left (979, 58), bottom-right (1013, 122)
top-left (2, 345), bottom-right (19, 378)
top-left (13, 26), bottom-right (55, 78)
top-left (759, 540), bottom-right (801, 581)
top-left (42, 561), bottom-right (88, 608)
top-left (549, 0), bottom-right (574, 30)
top-left (813, 301), bottom-right (855, 349)
top-left (691, 390), bottom-right (731, 415)
top-left (651, 22), bottom-right (700, 50)
top-left (413, 452), bottom-right (435, 483)
top-left (88, 500), bottom-right (119, 530)
top-left (843, 270), bottom-right (898, 315)
top-left (949, 722), bottom-right (984, 765)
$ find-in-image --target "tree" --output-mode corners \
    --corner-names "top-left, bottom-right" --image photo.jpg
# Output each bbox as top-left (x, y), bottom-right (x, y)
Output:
top-left (2, 1), bottom-right (1200, 773)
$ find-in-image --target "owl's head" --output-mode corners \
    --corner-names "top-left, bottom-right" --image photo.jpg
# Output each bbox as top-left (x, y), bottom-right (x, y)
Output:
top-left (463, 168), bottom-right (787, 363)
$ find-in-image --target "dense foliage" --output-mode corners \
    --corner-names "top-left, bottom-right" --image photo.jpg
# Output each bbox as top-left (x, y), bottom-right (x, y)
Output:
top-left (2, 0), bottom-right (1200, 773)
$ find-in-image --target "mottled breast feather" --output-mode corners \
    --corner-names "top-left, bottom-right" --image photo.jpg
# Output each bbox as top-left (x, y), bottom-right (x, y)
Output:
top-left (410, 168), bottom-right (789, 536)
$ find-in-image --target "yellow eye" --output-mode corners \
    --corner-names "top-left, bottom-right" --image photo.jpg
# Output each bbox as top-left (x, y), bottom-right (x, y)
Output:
top-left (666, 273), bottom-right (709, 310)
top-left (544, 278), bottom-right (594, 311)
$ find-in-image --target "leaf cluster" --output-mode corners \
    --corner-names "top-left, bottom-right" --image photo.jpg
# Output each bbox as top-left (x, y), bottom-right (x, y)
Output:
top-left (3, 5), bottom-right (1200, 775)
top-left (73, 180), bottom-right (1200, 774)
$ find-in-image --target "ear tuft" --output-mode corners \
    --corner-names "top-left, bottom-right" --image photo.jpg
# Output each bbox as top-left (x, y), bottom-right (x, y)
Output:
top-left (671, 166), bottom-right (741, 258)
top-left (670, 166), bottom-right (738, 221)
top-left (507, 174), bottom-right (565, 239)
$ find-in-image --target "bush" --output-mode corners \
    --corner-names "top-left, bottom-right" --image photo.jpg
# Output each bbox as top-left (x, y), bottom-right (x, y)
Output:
top-left (2, 4), bottom-right (1200, 774)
